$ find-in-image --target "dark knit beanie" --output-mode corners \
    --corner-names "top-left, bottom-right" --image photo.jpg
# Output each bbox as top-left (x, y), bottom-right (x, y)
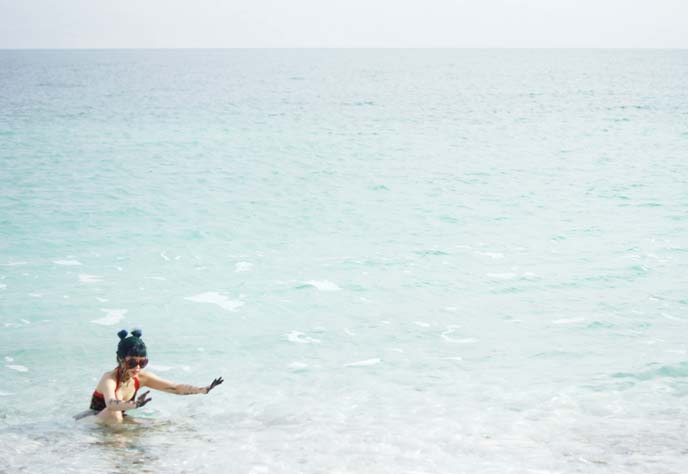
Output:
top-left (116, 329), bottom-right (147, 359)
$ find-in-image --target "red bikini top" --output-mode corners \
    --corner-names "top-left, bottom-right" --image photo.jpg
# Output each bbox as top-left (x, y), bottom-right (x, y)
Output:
top-left (92, 369), bottom-right (140, 401)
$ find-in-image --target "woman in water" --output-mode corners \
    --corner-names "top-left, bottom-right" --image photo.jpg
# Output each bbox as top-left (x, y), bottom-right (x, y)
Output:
top-left (77, 329), bottom-right (223, 422)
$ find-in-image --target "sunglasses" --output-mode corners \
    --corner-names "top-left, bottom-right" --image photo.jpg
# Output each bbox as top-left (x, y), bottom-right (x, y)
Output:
top-left (124, 358), bottom-right (149, 369)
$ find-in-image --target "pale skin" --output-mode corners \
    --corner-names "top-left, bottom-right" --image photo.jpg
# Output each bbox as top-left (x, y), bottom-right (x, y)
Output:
top-left (91, 356), bottom-right (223, 423)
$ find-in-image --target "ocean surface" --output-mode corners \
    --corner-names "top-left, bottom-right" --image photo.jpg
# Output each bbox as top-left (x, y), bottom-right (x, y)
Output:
top-left (0, 49), bottom-right (687, 473)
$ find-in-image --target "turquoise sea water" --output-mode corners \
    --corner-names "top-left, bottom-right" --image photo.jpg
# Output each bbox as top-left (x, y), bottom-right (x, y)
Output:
top-left (1, 49), bottom-right (687, 473)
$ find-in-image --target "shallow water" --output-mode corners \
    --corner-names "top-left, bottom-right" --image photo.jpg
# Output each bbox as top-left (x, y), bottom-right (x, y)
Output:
top-left (1, 49), bottom-right (687, 473)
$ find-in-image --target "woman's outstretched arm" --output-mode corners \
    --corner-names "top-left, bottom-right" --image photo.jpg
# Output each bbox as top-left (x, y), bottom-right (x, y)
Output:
top-left (139, 371), bottom-right (223, 395)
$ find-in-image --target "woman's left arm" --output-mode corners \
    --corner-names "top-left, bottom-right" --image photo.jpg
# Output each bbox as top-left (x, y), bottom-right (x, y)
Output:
top-left (139, 371), bottom-right (223, 395)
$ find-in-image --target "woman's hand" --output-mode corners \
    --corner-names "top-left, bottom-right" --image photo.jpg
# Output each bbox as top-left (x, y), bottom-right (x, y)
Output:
top-left (135, 390), bottom-right (152, 408)
top-left (205, 377), bottom-right (224, 394)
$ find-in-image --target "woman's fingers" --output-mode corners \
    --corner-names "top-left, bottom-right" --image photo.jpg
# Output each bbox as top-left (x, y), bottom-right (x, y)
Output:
top-left (206, 376), bottom-right (224, 393)
top-left (136, 390), bottom-right (152, 407)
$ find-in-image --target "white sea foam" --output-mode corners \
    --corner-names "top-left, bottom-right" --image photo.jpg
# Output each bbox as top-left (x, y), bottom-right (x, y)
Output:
top-left (288, 362), bottom-right (309, 370)
top-left (486, 272), bottom-right (517, 279)
top-left (456, 338), bottom-right (478, 344)
top-left (0, 261), bottom-right (27, 266)
top-left (441, 327), bottom-right (475, 343)
top-left (662, 313), bottom-right (685, 322)
top-left (92, 308), bottom-right (127, 326)
top-left (148, 364), bottom-right (173, 372)
top-left (0, 390), bottom-right (10, 396)
top-left (414, 321), bottom-right (431, 327)
top-left (160, 251), bottom-right (170, 261)
top-left (344, 358), bottom-right (381, 367)
top-left (286, 331), bottom-right (321, 344)
top-left (5, 357), bottom-right (14, 362)
top-left (0, 283), bottom-right (6, 290)
top-left (552, 317), bottom-right (586, 325)
top-left (28, 292), bottom-right (42, 297)
top-left (184, 292), bottom-right (244, 312)
top-left (53, 259), bottom-right (82, 266)
top-left (145, 276), bottom-right (167, 280)
top-left (79, 274), bottom-right (102, 284)
top-left (235, 262), bottom-right (253, 272)
top-left (95, 297), bottom-right (108, 302)
top-left (6, 365), bottom-right (28, 372)
top-left (476, 251), bottom-right (505, 259)
top-left (303, 280), bottom-right (341, 291)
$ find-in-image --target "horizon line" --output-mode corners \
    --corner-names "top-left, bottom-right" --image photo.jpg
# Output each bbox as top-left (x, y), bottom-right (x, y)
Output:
top-left (1, 46), bottom-right (687, 51)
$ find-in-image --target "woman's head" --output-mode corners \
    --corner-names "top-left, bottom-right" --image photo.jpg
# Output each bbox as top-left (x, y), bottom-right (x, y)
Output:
top-left (116, 329), bottom-right (147, 360)
top-left (116, 329), bottom-right (148, 376)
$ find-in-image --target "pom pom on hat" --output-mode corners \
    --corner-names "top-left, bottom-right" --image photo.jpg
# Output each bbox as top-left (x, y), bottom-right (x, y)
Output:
top-left (116, 328), bottom-right (147, 358)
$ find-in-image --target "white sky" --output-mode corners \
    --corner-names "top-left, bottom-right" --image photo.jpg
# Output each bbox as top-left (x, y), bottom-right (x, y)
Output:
top-left (0, 0), bottom-right (686, 48)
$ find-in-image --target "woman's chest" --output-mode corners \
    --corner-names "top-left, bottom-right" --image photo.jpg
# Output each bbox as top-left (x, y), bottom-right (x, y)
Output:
top-left (115, 381), bottom-right (137, 401)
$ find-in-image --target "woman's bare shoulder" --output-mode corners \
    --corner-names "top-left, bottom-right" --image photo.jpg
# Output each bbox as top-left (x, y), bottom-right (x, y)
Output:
top-left (137, 370), bottom-right (157, 383)
top-left (95, 369), bottom-right (117, 390)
